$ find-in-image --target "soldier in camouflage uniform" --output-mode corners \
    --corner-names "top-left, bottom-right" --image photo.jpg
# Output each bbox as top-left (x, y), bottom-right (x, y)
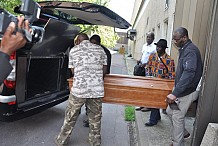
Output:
top-left (55, 33), bottom-right (108, 146)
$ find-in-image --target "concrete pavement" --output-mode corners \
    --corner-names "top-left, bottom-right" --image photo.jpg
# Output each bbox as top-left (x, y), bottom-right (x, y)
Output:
top-left (0, 52), bottom-right (195, 146)
top-left (125, 55), bottom-right (195, 146)
top-left (66, 52), bottom-right (130, 146)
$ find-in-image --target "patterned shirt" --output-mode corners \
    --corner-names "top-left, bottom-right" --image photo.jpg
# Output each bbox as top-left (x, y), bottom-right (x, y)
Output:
top-left (69, 40), bottom-right (107, 98)
top-left (145, 52), bottom-right (175, 79)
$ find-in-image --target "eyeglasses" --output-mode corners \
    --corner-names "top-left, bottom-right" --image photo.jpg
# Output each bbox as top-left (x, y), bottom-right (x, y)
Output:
top-left (173, 35), bottom-right (185, 42)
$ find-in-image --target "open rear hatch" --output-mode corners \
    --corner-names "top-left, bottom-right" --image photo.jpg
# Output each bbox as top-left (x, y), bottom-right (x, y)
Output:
top-left (15, 2), bottom-right (131, 106)
top-left (0, 1), bottom-right (131, 121)
top-left (38, 1), bottom-right (131, 29)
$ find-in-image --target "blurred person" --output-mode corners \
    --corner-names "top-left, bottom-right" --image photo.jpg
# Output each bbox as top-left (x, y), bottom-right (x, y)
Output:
top-left (119, 45), bottom-right (125, 54)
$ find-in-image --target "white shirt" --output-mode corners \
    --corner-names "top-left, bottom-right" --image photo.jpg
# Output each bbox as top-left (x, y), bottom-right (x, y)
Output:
top-left (140, 42), bottom-right (156, 64)
top-left (69, 40), bottom-right (107, 98)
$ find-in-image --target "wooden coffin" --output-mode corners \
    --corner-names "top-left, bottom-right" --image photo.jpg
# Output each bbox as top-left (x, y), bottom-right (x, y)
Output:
top-left (67, 74), bottom-right (174, 109)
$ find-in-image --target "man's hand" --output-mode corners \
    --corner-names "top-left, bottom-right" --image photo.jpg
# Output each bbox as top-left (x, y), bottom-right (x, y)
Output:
top-left (0, 15), bottom-right (30, 56)
top-left (166, 94), bottom-right (177, 104)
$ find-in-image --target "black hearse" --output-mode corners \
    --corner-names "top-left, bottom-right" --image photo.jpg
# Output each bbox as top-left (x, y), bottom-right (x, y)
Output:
top-left (0, 1), bottom-right (130, 121)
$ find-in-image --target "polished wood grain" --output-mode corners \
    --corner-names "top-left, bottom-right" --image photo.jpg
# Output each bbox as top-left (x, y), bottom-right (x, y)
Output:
top-left (67, 74), bottom-right (174, 109)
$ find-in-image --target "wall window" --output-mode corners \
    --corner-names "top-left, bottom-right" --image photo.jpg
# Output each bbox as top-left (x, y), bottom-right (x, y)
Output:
top-left (157, 24), bottom-right (160, 39)
top-left (164, 19), bottom-right (168, 38)
top-left (146, 17), bottom-right (149, 26)
top-left (165, 0), bottom-right (169, 9)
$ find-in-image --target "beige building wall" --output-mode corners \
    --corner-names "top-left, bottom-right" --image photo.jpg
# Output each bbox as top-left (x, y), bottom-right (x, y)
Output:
top-left (172, 0), bottom-right (214, 64)
top-left (129, 0), bottom-right (213, 66)
top-left (130, 0), bottom-right (143, 25)
top-left (128, 0), bottom-right (176, 60)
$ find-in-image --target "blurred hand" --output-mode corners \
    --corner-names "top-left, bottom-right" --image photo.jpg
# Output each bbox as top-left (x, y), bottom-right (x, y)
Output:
top-left (0, 15), bottom-right (30, 56)
top-left (166, 94), bottom-right (177, 104)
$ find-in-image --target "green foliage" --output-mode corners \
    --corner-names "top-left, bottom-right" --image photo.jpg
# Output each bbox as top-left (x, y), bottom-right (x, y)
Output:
top-left (0, 0), bottom-right (21, 14)
top-left (125, 106), bottom-right (135, 121)
top-left (93, 26), bottom-right (119, 49)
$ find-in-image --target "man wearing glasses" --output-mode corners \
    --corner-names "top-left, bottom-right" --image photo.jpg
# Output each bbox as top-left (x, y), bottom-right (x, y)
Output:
top-left (166, 27), bottom-right (203, 146)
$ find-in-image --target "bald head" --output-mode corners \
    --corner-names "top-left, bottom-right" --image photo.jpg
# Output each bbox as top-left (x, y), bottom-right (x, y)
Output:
top-left (172, 27), bottom-right (189, 48)
top-left (174, 27), bottom-right (189, 38)
top-left (90, 35), bottom-right (101, 45)
top-left (147, 32), bottom-right (154, 39)
top-left (146, 32), bottom-right (155, 45)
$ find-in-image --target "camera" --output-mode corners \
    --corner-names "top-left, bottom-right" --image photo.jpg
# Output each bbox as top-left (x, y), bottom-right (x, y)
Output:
top-left (0, 0), bottom-right (44, 44)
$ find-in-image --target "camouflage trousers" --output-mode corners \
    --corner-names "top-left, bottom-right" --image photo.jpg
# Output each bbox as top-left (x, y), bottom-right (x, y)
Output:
top-left (56, 94), bottom-right (102, 146)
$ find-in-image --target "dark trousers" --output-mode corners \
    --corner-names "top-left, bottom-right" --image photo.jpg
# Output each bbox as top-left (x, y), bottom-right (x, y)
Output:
top-left (149, 108), bottom-right (161, 124)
